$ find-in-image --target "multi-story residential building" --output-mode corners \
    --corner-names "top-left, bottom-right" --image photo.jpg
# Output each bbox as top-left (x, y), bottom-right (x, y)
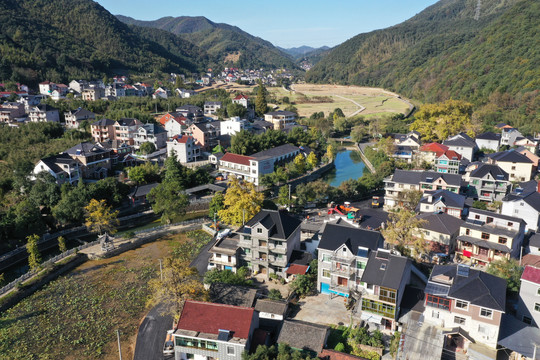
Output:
top-left (416, 212), bottom-right (463, 254)
top-left (517, 147), bottom-right (540, 168)
top-left (28, 104), bottom-right (60, 123)
top-left (32, 153), bottom-right (80, 185)
top-left (417, 142), bottom-right (449, 165)
top-left (232, 94), bottom-right (249, 108)
top-left (38, 81), bottom-right (57, 95)
top-left (443, 132), bottom-right (477, 161)
top-left (394, 131), bottom-right (421, 148)
top-left (264, 110), bottom-right (296, 130)
top-left (95, 139), bottom-right (134, 165)
top-left (172, 300), bottom-right (259, 360)
top-left (434, 150), bottom-right (462, 174)
top-left (66, 142), bottom-right (111, 179)
top-left (104, 83), bottom-right (125, 98)
top-left (237, 210), bottom-right (301, 278)
top-left (500, 127), bottom-right (523, 147)
top-left (158, 112), bottom-right (187, 138)
top-left (176, 105), bottom-right (204, 122)
top-left (467, 163), bottom-right (511, 202)
top-left (188, 121), bottom-right (221, 151)
top-left (218, 144), bottom-right (300, 186)
top-left (423, 264), bottom-right (506, 350)
top-left (475, 132), bottom-right (501, 152)
top-left (0, 102), bottom-right (25, 123)
top-left (134, 123), bottom-right (167, 150)
top-left (64, 108), bottom-right (95, 129)
top-left (204, 101), bottom-right (222, 115)
top-left (69, 80), bottom-right (87, 94)
top-left (487, 149), bottom-right (534, 182)
top-left (81, 87), bottom-right (104, 101)
top-left (221, 117), bottom-right (249, 136)
top-left (360, 250), bottom-right (412, 330)
top-left (90, 118), bottom-right (115, 143)
top-left (317, 223), bottom-right (385, 298)
top-left (418, 189), bottom-right (466, 218)
top-left (501, 184), bottom-right (540, 232)
top-left (208, 233), bottom-right (241, 272)
top-left (456, 209), bottom-right (525, 266)
top-left (515, 136), bottom-right (539, 154)
top-left (384, 170), bottom-right (461, 209)
top-left (114, 118), bottom-right (143, 145)
top-left (517, 265), bottom-right (540, 327)
top-left (167, 135), bottom-right (201, 164)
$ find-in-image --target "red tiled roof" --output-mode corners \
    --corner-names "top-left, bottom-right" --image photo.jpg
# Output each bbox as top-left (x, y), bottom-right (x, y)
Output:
top-left (176, 300), bottom-right (255, 339)
top-left (221, 152), bottom-right (253, 166)
top-left (234, 94), bottom-right (248, 100)
top-left (522, 265), bottom-right (540, 284)
top-left (319, 349), bottom-right (368, 360)
top-left (522, 254), bottom-right (540, 268)
top-left (171, 135), bottom-right (193, 144)
top-left (420, 142), bottom-right (448, 153)
top-left (437, 150), bottom-right (462, 160)
top-left (286, 264), bottom-right (309, 275)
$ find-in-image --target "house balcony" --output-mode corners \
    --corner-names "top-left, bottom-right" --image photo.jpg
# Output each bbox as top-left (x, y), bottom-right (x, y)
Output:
top-left (251, 257), bottom-right (269, 264)
top-left (329, 283), bottom-right (351, 295)
top-left (331, 263), bottom-right (356, 277)
top-left (268, 244), bottom-right (287, 254)
top-left (268, 256), bottom-right (287, 267)
top-left (211, 256), bottom-right (236, 267)
top-left (239, 238), bottom-right (253, 248)
top-left (361, 291), bottom-right (397, 305)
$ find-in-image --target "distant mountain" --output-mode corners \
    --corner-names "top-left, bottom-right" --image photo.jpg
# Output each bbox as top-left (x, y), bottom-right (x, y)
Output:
top-left (0, 0), bottom-right (206, 85)
top-left (117, 15), bottom-right (297, 70)
top-left (307, 0), bottom-right (539, 109)
top-left (278, 46), bottom-right (330, 58)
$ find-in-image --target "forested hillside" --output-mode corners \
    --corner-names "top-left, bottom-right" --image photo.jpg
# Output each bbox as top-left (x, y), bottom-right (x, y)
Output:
top-left (117, 15), bottom-right (297, 69)
top-left (0, 0), bottom-right (205, 85)
top-left (306, 0), bottom-right (539, 129)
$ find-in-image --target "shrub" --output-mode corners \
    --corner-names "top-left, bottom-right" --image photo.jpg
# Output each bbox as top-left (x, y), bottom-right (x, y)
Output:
top-left (268, 289), bottom-right (283, 300)
top-left (334, 343), bottom-right (345, 352)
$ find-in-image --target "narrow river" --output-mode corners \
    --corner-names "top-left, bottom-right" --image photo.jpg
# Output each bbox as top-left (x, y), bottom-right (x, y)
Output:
top-left (323, 150), bottom-right (366, 187)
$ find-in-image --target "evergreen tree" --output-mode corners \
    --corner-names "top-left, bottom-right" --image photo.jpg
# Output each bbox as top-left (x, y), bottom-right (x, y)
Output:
top-left (255, 80), bottom-right (268, 116)
top-left (26, 234), bottom-right (42, 271)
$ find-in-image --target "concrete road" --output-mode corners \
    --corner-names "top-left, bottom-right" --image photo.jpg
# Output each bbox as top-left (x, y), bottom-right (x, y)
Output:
top-left (133, 302), bottom-right (174, 360)
top-left (190, 236), bottom-right (216, 276)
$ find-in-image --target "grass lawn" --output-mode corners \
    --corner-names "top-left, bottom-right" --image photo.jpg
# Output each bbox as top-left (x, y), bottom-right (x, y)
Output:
top-left (0, 230), bottom-right (211, 360)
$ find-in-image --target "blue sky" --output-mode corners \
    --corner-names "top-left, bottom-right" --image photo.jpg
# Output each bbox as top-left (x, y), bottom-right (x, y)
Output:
top-left (96, 0), bottom-right (439, 48)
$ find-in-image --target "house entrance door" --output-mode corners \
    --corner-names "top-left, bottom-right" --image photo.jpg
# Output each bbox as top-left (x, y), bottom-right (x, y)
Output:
top-left (337, 277), bottom-right (348, 287)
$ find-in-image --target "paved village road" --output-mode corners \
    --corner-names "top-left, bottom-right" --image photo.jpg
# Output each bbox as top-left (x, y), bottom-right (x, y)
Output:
top-left (133, 302), bottom-right (174, 360)
top-left (190, 235), bottom-right (216, 276)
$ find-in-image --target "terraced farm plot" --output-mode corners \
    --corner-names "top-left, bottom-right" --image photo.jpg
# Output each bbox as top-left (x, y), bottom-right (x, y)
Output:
top-left (0, 231), bottom-right (210, 360)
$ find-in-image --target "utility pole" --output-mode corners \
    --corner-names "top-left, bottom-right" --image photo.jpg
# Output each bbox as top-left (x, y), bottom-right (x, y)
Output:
top-left (533, 343), bottom-right (537, 360)
top-left (159, 259), bottom-right (163, 282)
top-left (116, 329), bottom-right (123, 360)
top-left (520, 246), bottom-right (523, 267)
top-left (242, 209), bottom-right (246, 225)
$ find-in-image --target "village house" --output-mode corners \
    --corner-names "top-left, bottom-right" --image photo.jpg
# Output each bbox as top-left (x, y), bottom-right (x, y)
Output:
top-left (81, 87), bottom-right (105, 101)
top-left (232, 94), bottom-right (249, 108)
top-left (105, 83), bottom-right (126, 98)
top-left (32, 153), bottom-right (81, 185)
top-left (456, 209), bottom-right (525, 266)
top-left (64, 108), bottom-right (95, 129)
top-left (0, 102), bottom-right (25, 123)
top-left (443, 132), bottom-right (477, 161)
top-left (276, 320), bottom-right (330, 356)
top-left (516, 265), bottom-right (540, 327)
top-left (172, 300), bottom-right (259, 360)
top-left (475, 132), bottom-right (501, 152)
top-left (208, 233), bottom-right (241, 273)
top-left (220, 117), bottom-right (249, 136)
top-left (515, 136), bottom-right (539, 154)
top-left (501, 182), bottom-right (540, 232)
top-left (500, 127), bottom-right (523, 147)
top-left (95, 139), bottom-right (135, 166)
top-left (204, 101), bottom-right (222, 115)
top-left (158, 112), bottom-right (187, 138)
top-left (66, 142), bottom-right (112, 180)
top-left (317, 222), bottom-right (385, 298)
top-left (166, 135), bottom-right (201, 164)
top-left (28, 104), bottom-right (60, 123)
top-left (237, 210), bottom-right (302, 279)
top-left (383, 170), bottom-right (461, 209)
top-left (466, 163), bottom-right (511, 202)
top-left (264, 110), bottom-right (296, 130)
top-left (416, 212), bottom-right (463, 254)
top-left (417, 142), bottom-right (450, 165)
top-left (90, 118), bottom-right (115, 143)
top-left (134, 123), bottom-right (167, 150)
top-left (418, 189), bottom-right (466, 218)
top-left (188, 121), bottom-right (221, 151)
top-left (434, 149), bottom-right (462, 174)
top-left (38, 81), bottom-right (56, 95)
top-left (114, 118), bottom-right (143, 145)
top-left (487, 149), bottom-right (534, 182)
top-left (176, 105), bottom-right (204, 122)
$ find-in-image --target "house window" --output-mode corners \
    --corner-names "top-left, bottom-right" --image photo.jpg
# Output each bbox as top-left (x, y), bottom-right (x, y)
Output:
top-left (455, 300), bottom-right (469, 310)
top-left (322, 254), bottom-right (331, 263)
top-left (257, 228), bottom-right (262, 234)
top-left (357, 261), bottom-right (366, 270)
top-left (508, 222), bottom-right (514, 226)
top-left (454, 316), bottom-right (466, 325)
top-left (322, 269), bottom-right (330, 278)
top-left (481, 232), bottom-right (490, 240)
top-left (480, 308), bottom-right (493, 318)
top-left (523, 316), bottom-right (533, 325)
top-left (227, 346), bottom-right (235, 355)
top-left (426, 295), bottom-right (451, 311)
top-left (465, 229), bottom-right (470, 236)
top-left (498, 237), bottom-right (507, 245)
top-left (432, 311), bottom-right (440, 319)
top-left (535, 303), bottom-right (540, 312)
top-left (475, 215), bottom-right (480, 220)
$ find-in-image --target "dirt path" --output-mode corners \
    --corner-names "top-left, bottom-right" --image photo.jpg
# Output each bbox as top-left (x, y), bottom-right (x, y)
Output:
top-left (334, 94), bottom-right (366, 117)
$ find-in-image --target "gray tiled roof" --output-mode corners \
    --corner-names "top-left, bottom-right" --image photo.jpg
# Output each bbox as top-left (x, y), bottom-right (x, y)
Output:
top-left (528, 233), bottom-right (540, 249)
top-left (251, 144), bottom-right (299, 160)
top-left (254, 299), bottom-right (288, 315)
top-left (92, 118), bottom-right (115, 126)
top-left (318, 223), bottom-right (384, 253)
top-left (361, 250), bottom-right (410, 290)
top-left (475, 132), bottom-right (501, 141)
top-left (209, 283), bottom-right (258, 308)
top-left (244, 210), bottom-right (301, 240)
top-left (488, 149), bottom-right (533, 164)
top-left (469, 163), bottom-right (509, 180)
top-left (468, 208), bottom-right (524, 224)
top-left (443, 133), bottom-right (476, 148)
top-left (498, 314), bottom-right (540, 359)
top-left (420, 189), bottom-right (466, 208)
top-left (66, 142), bottom-right (109, 156)
top-left (390, 169), bottom-right (462, 187)
top-left (265, 110), bottom-right (296, 117)
top-left (428, 265), bottom-right (506, 311)
top-left (277, 320), bottom-right (329, 353)
top-left (504, 191), bottom-right (540, 213)
top-left (417, 213), bottom-right (463, 235)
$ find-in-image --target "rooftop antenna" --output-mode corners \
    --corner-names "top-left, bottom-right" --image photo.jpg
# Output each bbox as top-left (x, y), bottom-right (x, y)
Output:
top-left (474, 0), bottom-right (481, 20)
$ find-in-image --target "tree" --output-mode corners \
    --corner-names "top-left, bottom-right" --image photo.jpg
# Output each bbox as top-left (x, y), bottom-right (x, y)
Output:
top-left (396, 189), bottom-right (423, 211)
top-left (203, 268), bottom-right (253, 287)
top-left (26, 234), bottom-right (42, 271)
top-left (306, 152), bottom-right (318, 169)
top-left (277, 186), bottom-right (292, 207)
top-left (58, 236), bottom-right (67, 253)
top-left (351, 125), bottom-right (367, 142)
top-left (255, 80), bottom-right (268, 116)
top-left (376, 136), bottom-right (396, 158)
top-left (326, 144), bottom-right (337, 162)
top-left (209, 192), bottom-right (225, 219)
top-left (218, 176), bottom-right (264, 226)
top-left (290, 274), bottom-right (315, 297)
top-left (128, 162), bottom-right (160, 184)
top-left (230, 130), bottom-right (258, 155)
top-left (487, 258), bottom-right (523, 295)
top-left (268, 289), bottom-right (283, 300)
top-left (293, 153), bottom-right (306, 173)
top-left (472, 200), bottom-right (488, 210)
top-left (84, 199), bottom-right (119, 235)
top-left (140, 141), bottom-right (156, 155)
top-left (226, 102), bottom-right (247, 118)
top-left (148, 181), bottom-right (190, 224)
top-left (381, 209), bottom-right (428, 258)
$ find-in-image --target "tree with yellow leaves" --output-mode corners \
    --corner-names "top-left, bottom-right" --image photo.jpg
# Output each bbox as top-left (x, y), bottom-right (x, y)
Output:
top-left (84, 199), bottom-right (119, 235)
top-left (382, 208), bottom-right (428, 259)
top-left (218, 176), bottom-right (264, 226)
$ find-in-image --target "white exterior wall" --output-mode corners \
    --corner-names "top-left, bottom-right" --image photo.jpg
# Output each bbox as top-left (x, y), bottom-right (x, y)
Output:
top-left (221, 117), bottom-right (247, 136)
top-left (164, 119), bottom-right (184, 138)
top-left (496, 161), bottom-right (534, 182)
top-left (517, 279), bottom-right (540, 327)
top-left (447, 145), bottom-right (474, 162)
top-left (476, 139), bottom-right (499, 152)
top-left (501, 200), bottom-right (539, 232)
